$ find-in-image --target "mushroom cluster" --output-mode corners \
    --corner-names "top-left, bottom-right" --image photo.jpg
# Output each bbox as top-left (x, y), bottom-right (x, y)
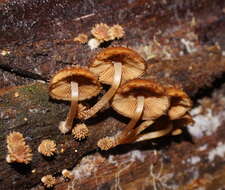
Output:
top-left (48, 46), bottom-right (193, 150)
top-left (5, 46), bottom-right (193, 188)
top-left (97, 79), bottom-right (193, 150)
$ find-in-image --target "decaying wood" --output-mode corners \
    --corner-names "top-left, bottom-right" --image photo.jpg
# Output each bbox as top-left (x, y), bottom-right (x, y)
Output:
top-left (0, 0), bottom-right (225, 189)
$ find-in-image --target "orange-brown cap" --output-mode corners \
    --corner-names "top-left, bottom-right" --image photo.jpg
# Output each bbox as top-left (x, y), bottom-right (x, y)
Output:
top-left (166, 87), bottom-right (192, 120)
top-left (112, 79), bottom-right (170, 120)
top-left (49, 67), bottom-right (101, 101)
top-left (89, 47), bottom-right (146, 85)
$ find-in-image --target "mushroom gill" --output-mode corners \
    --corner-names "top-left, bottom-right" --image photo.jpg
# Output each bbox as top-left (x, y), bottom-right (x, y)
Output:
top-left (49, 67), bottom-right (101, 133)
top-left (78, 47), bottom-right (147, 120)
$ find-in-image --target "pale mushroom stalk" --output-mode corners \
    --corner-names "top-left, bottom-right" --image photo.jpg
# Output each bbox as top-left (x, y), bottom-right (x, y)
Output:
top-left (116, 96), bottom-right (145, 145)
top-left (81, 62), bottom-right (122, 119)
top-left (124, 120), bottom-right (154, 143)
top-left (135, 122), bottom-right (173, 142)
top-left (97, 96), bottom-right (145, 150)
top-left (59, 81), bottom-right (78, 134)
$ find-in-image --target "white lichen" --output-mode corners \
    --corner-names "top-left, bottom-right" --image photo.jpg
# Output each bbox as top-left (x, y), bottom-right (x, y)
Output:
top-left (180, 38), bottom-right (197, 54)
top-left (208, 142), bottom-right (225, 162)
top-left (198, 144), bottom-right (208, 151)
top-left (129, 150), bottom-right (146, 163)
top-left (72, 155), bottom-right (97, 179)
top-left (108, 149), bottom-right (146, 167)
top-left (188, 108), bottom-right (225, 138)
top-left (187, 156), bottom-right (201, 165)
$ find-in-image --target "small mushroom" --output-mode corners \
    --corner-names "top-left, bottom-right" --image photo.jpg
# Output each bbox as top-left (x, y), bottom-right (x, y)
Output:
top-left (91, 23), bottom-right (111, 42)
top-left (72, 123), bottom-right (89, 140)
top-left (62, 169), bottom-right (74, 179)
top-left (166, 87), bottom-right (192, 120)
top-left (112, 79), bottom-right (170, 120)
top-left (41, 175), bottom-right (56, 188)
top-left (97, 79), bottom-right (170, 150)
top-left (108, 24), bottom-right (125, 40)
top-left (38, 139), bottom-right (57, 156)
top-left (6, 131), bottom-right (32, 164)
top-left (79, 47), bottom-right (146, 120)
top-left (49, 67), bottom-right (101, 133)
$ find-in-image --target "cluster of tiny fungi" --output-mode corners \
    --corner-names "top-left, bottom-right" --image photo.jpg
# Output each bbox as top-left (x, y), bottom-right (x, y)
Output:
top-left (74, 23), bottom-right (125, 49)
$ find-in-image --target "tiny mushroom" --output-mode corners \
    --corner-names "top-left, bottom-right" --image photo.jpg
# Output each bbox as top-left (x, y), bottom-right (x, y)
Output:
top-left (49, 67), bottom-right (101, 133)
top-left (108, 24), bottom-right (125, 40)
top-left (72, 123), bottom-right (89, 140)
top-left (6, 131), bottom-right (32, 164)
top-left (97, 79), bottom-right (170, 150)
top-left (38, 139), bottom-right (57, 156)
top-left (62, 169), bottom-right (74, 179)
top-left (166, 87), bottom-right (192, 120)
top-left (41, 175), bottom-right (56, 188)
top-left (78, 47), bottom-right (146, 120)
top-left (91, 23), bottom-right (111, 42)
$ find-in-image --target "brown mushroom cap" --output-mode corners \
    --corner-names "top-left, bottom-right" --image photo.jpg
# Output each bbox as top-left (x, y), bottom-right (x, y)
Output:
top-left (49, 67), bottom-right (101, 101)
top-left (89, 47), bottom-right (146, 85)
top-left (166, 87), bottom-right (192, 120)
top-left (112, 79), bottom-right (170, 120)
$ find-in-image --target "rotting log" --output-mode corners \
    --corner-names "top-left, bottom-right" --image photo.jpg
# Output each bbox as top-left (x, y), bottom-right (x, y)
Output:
top-left (1, 48), bottom-right (225, 189)
top-left (0, 0), bottom-right (225, 189)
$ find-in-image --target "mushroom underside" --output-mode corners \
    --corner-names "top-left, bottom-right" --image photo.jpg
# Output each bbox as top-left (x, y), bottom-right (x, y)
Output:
top-left (78, 61), bottom-right (122, 120)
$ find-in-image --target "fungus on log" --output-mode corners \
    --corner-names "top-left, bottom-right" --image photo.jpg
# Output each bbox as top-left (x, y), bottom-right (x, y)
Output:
top-left (6, 131), bottom-right (32, 164)
top-left (98, 79), bottom-right (171, 150)
top-left (49, 67), bottom-right (101, 133)
top-left (38, 139), bottom-right (57, 157)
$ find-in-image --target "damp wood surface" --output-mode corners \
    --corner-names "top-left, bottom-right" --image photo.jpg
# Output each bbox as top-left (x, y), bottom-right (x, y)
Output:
top-left (0, 0), bottom-right (225, 189)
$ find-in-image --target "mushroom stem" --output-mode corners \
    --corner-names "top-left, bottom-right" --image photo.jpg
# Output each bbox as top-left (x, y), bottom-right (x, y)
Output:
top-left (59, 81), bottom-right (78, 134)
top-left (116, 96), bottom-right (145, 145)
top-left (81, 62), bottom-right (122, 120)
top-left (135, 122), bottom-right (173, 142)
top-left (124, 120), bottom-right (154, 143)
top-left (97, 96), bottom-right (144, 150)
top-left (133, 120), bottom-right (154, 136)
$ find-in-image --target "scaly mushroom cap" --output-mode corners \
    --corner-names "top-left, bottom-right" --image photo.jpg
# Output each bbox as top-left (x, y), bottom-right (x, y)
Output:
top-left (49, 67), bottom-right (101, 101)
top-left (112, 79), bottom-right (170, 120)
top-left (89, 47), bottom-right (146, 85)
top-left (38, 139), bottom-right (57, 157)
top-left (166, 87), bottom-right (192, 120)
top-left (41, 175), bottom-right (56, 188)
top-left (7, 144), bottom-right (32, 164)
top-left (7, 131), bottom-right (25, 145)
top-left (6, 131), bottom-right (32, 164)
